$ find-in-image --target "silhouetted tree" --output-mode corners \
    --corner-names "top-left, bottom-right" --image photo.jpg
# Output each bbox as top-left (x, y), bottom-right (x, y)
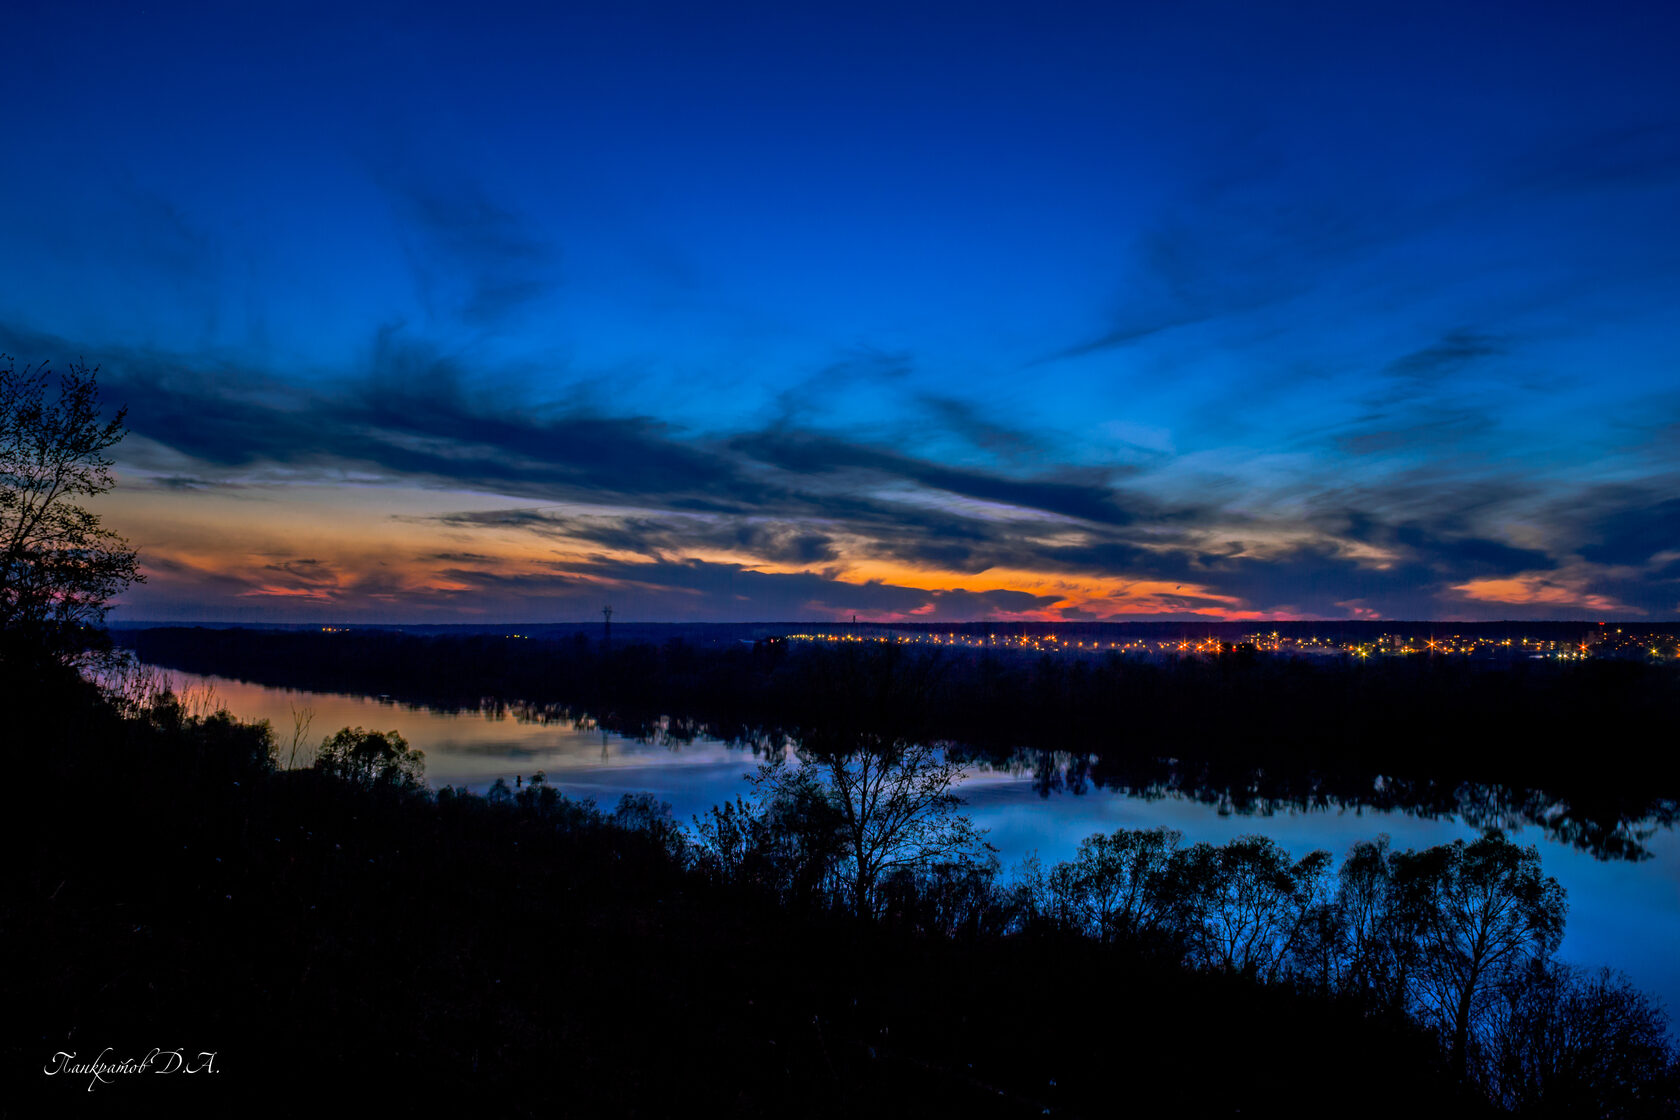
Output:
top-left (690, 761), bottom-right (850, 909)
top-left (756, 756), bottom-right (848, 907)
top-left (1067, 826), bottom-right (1182, 943)
top-left (876, 853), bottom-right (1009, 938)
top-left (1482, 963), bottom-right (1678, 1117)
top-left (1166, 834), bottom-right (1332, 981)
top-left (313, 726), bottom-right (426, 793)
top-left (1297, 834), bottom-right (1416, 1010)
top-left (612, 791), bottom-right (687, 858)
top-left (1393, 830), bottom-right (1567, 1074)
top-left (0, 356), bottom-right (141, 664)
top-left (692, 795), bottom-right (769, 889)
top-left (1004, 852), bottom-right (1053, 933)
top-left (758, 738), bottom-right (990, 918)
top-left (1045, 856), bottom-right (1090, 933)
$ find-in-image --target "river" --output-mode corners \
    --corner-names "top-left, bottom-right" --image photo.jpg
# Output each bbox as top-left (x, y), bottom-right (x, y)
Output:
top-left (156, 666), bottom-right (1680, 1022)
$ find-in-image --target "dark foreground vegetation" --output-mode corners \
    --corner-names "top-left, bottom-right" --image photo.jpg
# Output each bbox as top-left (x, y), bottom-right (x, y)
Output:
top-left (8, 645), bottom-right (1678, 1117)
top-left (128, 627), bottom-right (1680, 860)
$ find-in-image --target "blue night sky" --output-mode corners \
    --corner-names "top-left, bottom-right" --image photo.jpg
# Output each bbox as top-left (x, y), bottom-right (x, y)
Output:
top-left (4, 0), bottom-right (1678, 622)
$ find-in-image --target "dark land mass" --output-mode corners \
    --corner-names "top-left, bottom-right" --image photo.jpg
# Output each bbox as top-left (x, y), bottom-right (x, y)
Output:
top-left (110, 617), bottom-right (1680, 649)
top-left (5, 658), bottom-right (1484, 1118)
top-left (122, 626), bottom-right (1680, 861)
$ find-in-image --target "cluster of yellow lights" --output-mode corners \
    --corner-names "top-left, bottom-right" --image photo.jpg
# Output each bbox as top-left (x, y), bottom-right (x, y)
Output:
top-left (786, 631), bottom-right (1250, 654)
top-left (782, 627), bottom-right (1680, 660)
top-left (305, 622), bottom-right (1679, 661)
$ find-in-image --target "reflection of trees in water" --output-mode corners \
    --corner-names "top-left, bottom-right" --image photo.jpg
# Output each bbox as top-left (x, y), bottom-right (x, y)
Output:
top-left (949, 745), bottom-right (1678, 862)
top-left (127, 628), bottom-right (1680, 862)
top-left (376, 701), bottom-right (1680, 860)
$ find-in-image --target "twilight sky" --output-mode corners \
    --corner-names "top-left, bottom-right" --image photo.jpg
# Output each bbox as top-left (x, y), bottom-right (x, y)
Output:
top-left (4, 0), bottom-right (1678, 622)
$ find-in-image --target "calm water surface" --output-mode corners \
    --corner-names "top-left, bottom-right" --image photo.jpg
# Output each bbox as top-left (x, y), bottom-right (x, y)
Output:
top-left (162, 667), bottom-right (1680, 1022)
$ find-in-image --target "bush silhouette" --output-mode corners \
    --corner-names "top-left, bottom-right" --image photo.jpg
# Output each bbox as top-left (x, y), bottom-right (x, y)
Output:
top-left (313, 726), bottom-right (426, 793)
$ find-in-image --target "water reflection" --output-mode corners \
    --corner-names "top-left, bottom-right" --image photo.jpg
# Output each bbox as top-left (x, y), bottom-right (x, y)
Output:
top-left (945, 745), bottom-right (1680, 863)
top-left (151, 667), bottom-right (1680, 1022)
top-left (157, 669), bottom-right (781, 822)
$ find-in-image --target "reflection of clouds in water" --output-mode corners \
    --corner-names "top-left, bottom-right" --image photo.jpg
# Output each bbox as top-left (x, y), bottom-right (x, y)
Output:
top-left (426, 737), bottom-right (721, 762)
top-left (433, 741), bottom-right (555, 761)
top-left (970, 784), bottom-right (1476, 867)
top-left (426, 734), bottom-right (744, 774)
top-left (543, 761), bottom-right (758, 811)
top-left (160, 669), bottom-right (749, 782)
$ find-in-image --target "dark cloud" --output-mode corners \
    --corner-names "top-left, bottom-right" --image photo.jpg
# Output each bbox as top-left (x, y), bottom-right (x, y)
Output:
top-left (413, 481), bottom-right (1590, 621)
top-left (404, 449), bottom-right (1667, 622)
top-left (115, 191), bottom-right (224, 302)
top-left (145, 475), bottom-right (222, 491)
top-left (1321, 329), bottom-right (1512, 460)
top-left (1042, 111), bottom-right (1679, 380)
top-left (376, 166), bottom-right (557, 327)
top-left (917, 395), bottom-right (1044, 460)
top-left (427, 509), bottom-right (565, 532)
top-left (427, 557), bottom-right (932, 621)
top-left (425, 499), bottom-right (1165, 586)
top-left (1392, 527), bottom-right (1549, 578)
top-left (1037, 182), bottom-right (1388, 365)
top-left (32, 330), bottom-right (768, 512)
top-left (915, 588), bottom-right (1061, 621)
top-left (263, 559), bottom-right (334, 581)
top-left (771, 345), bottom-right (914, 423)
top-left (1312, 503), bottom-right (1555, 579)
top-left (536, 558), bottom-right (1054, 622)
top-left (22, 319), bottom-right (1591, 625)
top-left (429, 509), bottom-right (843, 568)
top-left (1300, 500), bottom-right (1523, 606)
top-left (731, 429), bottom-right (1173, 527)
top-left (1382, 328), bottom-right (1506, 383)
top-left (817, 346), bottom-right (914, 383)
top-left (1188, 546), bottom-right (1444, 619)
top-left (1568, 487), bottom-right (1680, 568)
top-left (11, 319), bottom-right (1672, 622)
top-left (1043, 311), bottom-right (1214, 363)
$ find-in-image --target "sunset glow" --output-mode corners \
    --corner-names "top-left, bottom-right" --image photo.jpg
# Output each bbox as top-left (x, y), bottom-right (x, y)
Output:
top-left (4, 1), bottom-right (1676, 623)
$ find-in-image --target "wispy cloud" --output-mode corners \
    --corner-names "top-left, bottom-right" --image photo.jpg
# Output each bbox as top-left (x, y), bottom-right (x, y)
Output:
top-left (1382, 328), bottom-right (1507, 383)
top-left (373, 159), bottom-right (559, 329)
top-left (9, 317), bottom-right (1672, 622)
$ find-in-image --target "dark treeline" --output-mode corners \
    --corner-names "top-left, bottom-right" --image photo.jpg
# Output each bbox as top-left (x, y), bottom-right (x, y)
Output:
top-left (692, 764), bottom-right (1679, 1114)
top-left (125, 627), bottom-right (1680, 859)
top-left (9, 656), bottom-right (1513, 1117)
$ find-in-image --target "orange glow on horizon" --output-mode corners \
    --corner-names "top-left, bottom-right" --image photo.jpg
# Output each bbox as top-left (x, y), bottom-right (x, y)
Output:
top-left (101, 480), bottom-right (1455, 623)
